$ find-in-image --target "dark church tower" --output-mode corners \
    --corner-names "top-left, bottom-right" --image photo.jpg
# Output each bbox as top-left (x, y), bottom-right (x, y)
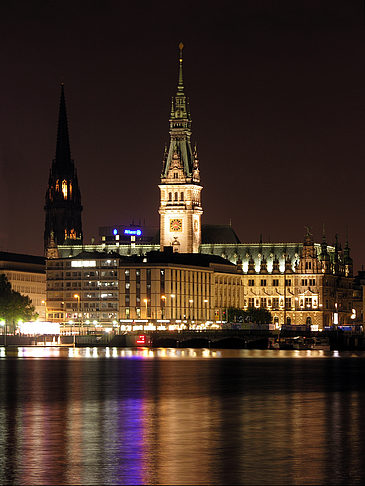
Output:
top-left (44, 85), bottom-right (83, 253)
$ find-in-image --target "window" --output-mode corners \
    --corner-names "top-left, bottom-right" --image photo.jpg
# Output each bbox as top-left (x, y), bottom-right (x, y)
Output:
top-left (248, 279), bottom-right (255, 287)
top-left (180, 192), bottom-right (184, 201)
top-left (248, 298), bottom-right (254, 307)
top-left (305, 297), bottom-right (311, 308)
top-left (305, 261), bottom-right (312, 270)
top-left (301, 279), bottom-right (308, 287)
top-left (309, 278), bottom-right (315, 286)
top-left (62, 180), bottom-right (68, 199)
top-left (260, 279), bottom-right (267, 287)
top-left (174, 192), bottom-right (178, 201)
top-left (260, 298), bottom-right (267, 308)
top-left (174, 172), bottom-right (178, 179)
top-left (272, 279), bottom-right (279, 287)
top-left (168, 192), bottom-right (172, 201)
top-left (272, 297), bottom-right (279, 309)
top-left (285, 297), bottom-right (291, 309)
top-left (285, 279), bottom-right (292, 287)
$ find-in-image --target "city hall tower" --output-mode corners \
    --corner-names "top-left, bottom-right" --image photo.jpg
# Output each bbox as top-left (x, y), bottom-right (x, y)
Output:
top-left (159, 43), bottom-right (203, 253)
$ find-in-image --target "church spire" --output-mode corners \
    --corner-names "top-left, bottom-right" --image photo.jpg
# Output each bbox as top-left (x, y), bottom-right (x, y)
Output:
top-left (44, 85), bottom-right (83, 253)
top-left (55, 84), bottom-right (72, 169)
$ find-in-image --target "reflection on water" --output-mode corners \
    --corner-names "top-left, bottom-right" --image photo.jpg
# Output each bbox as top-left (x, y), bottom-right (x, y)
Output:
top-left (1, 347), bottom-right (365, 485)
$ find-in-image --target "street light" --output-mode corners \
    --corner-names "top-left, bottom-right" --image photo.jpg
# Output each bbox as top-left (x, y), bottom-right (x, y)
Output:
top-left (0, 320), bottom-right (6, 347)
top-left (204, 299), bottom-right (208, 321)
top-left (74, 294), bottom-right (81, 336)
top-left (189, 299), bottom-right (194, 329)
top-left (41, 300), bottom-right (47, 321)
top-left (170, 294), bottom-right (175, 322)
top-left (161, 295), bottom-right (166, 319)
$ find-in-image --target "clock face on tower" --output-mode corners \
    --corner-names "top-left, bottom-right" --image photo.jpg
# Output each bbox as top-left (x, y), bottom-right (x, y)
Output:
top-left (170, 218), bottom-right (182, 232)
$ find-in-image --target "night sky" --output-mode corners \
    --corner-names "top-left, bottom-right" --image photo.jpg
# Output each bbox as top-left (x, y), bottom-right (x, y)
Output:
top-left (1, 1), bottom-right (365, 269)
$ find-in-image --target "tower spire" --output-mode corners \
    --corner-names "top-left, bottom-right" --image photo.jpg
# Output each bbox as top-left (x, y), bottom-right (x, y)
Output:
top-left (55, 84), bottom-right (72, 168)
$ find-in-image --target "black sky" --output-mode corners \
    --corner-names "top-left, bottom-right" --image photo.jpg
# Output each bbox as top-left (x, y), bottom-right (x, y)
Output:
top-left (1, 0), bottom-right (365, 269)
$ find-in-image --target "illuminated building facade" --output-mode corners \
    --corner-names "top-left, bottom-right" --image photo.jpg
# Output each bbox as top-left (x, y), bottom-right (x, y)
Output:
top-left (119, 248), bottom-right (243, 322)
top-left (46, 249), bottom-right (242, 328)
top-left (0, 252), bottom-right (46, 319)
top-left (239, 231), bottom-right (354, 329)
top-left (44, 85), bottom-right (83, 253)
top-left (46, 251), bottom-right (118, 326)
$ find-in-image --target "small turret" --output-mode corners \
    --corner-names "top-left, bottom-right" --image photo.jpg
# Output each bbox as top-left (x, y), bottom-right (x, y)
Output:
top-left (343, 239), bottom-right (353, 277)
top-left (272, 255), bottom-right (280, 274)
top-left (247, 254), bottom-right (256, 274)
top-left (260, 254), bottom-right (267, 274)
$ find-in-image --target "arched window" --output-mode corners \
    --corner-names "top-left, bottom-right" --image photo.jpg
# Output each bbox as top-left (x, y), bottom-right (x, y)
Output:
top-left (180, 192), bottom-right (184, 201)
top-left (62, 180), bottom-right (68, 199)
top-left (174, 192), bottom-right (178, 201)
top-left (168, 192), bottom-right (172, 201)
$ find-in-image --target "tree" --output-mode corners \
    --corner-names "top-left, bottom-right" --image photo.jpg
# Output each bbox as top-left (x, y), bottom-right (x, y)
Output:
top-left (0, 274), bottom-right (37, 332)
top-left (245, 307), bottom-right (272, 324)
top-left (227, 306), bottom-right (272, 325)
top-left (227, 307), bottom-right (246, 323)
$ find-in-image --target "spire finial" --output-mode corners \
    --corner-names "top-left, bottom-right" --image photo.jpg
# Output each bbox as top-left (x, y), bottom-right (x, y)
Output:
top-left (177, 42), bottom-right (184, 94)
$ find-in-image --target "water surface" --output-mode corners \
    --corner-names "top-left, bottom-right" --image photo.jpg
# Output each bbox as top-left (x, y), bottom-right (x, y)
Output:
top-left (1, 347), bottom-right (365, 485)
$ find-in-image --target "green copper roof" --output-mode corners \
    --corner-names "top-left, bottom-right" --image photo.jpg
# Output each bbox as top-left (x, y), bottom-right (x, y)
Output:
top-left (162, 43), bottom-right (196, 178)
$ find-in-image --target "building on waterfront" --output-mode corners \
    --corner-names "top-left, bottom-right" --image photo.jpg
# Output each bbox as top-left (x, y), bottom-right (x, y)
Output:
top-left (46, 250), bottom-right (119, 326)
top-left (45, 45), bottom-right (356, 330)
top-left (44, 85), bottom-right (83, 253)
top-left (0, 252), bottom-right (46, 319)
top-left (45, 233), bottom-right (354, 330)
top-left (45, 247), bottom-right (243, 329)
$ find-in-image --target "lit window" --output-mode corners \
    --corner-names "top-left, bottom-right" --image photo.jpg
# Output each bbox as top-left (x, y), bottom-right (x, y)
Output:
top-left (62, 180), bottom-right (68, 199)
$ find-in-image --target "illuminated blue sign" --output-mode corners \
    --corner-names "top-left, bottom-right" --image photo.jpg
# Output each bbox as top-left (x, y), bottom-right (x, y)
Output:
top-left (113, 229), bottom-right (118, 235)
top-left (124, 229), bottom-right (142, 236)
